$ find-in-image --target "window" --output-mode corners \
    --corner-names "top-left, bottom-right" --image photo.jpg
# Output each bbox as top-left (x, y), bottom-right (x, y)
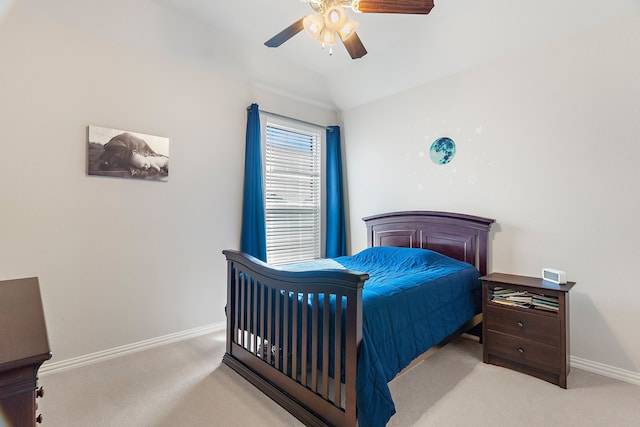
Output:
top-left (263, 117), bottom-right (322, 265)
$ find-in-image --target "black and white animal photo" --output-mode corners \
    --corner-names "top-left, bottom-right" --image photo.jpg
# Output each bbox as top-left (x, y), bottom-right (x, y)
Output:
top-left (87, 126), bottom-right (169, 181)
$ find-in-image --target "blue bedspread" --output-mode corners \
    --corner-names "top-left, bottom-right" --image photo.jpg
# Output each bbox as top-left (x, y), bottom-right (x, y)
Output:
top-left (287, 247), bottom-right (481, 427)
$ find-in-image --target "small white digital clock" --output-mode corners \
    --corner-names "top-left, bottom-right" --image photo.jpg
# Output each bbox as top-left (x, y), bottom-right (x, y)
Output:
top-left (542, 268), bottom-right (567, 284)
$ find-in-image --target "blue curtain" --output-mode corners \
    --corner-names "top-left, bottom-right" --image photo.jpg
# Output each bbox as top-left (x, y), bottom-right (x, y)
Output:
top-left (240, 104), bottom-right (267, 261)
top-left (325, 125), bottom-right (347, 258)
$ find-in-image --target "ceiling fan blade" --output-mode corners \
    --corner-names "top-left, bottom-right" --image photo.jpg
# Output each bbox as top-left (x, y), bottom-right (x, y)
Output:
top-left (264, 18), bottom-right (305, 48)
top-left (356, 0), bottom-right (434, 14)
top-left (340, 32), bottom-right (367, 59)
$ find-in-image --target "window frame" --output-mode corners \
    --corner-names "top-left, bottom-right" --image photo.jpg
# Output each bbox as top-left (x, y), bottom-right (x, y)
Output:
top-left (260, 112), bottom-right (326, 265)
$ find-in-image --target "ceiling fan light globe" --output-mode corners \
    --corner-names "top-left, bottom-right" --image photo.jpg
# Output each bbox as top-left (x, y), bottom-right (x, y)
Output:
top-left (320, 28), bottom-right (337, 45)
top-left (324, 5), bottom-right (347, 31)
top-left (338, 19), bottom-right (358, 40)
top-left (303, 14), bottom-right (324, 39)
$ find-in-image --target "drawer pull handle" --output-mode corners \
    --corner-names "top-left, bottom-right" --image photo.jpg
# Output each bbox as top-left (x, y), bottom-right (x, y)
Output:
top-left (518, 347), bottom-right (525, 354)
top-left (517, 321), bottom-right (524, 328)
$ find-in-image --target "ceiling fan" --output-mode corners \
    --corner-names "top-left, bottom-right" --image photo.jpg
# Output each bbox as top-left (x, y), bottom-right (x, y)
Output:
top-left (264, 0), bottom-right (435, 59)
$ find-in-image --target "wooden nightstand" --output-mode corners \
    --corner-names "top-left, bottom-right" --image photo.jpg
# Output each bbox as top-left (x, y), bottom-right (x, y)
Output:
top-left (481, 273), bottom-right (575, 388)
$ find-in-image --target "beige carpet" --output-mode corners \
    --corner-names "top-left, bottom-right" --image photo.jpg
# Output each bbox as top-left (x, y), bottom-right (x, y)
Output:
top-left (38, 330), bottom-right (640, 426)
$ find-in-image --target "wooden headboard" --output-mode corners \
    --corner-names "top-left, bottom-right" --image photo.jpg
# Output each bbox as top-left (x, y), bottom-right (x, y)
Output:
top-left (363, 211), bottom-right (495, 276)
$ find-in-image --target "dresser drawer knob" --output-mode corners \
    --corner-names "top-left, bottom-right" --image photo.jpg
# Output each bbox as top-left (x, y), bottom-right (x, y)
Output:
top-left (517, 321), bottom-right (524, 328)
top-left (36, 386), bottom-right (45, 398)
top-left (36, 414), bottom-right (43, 424)
top-left (518, 347), bottom-right (525, 354)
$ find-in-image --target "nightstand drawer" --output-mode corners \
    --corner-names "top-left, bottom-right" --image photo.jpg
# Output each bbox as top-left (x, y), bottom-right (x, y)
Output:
top-left (485, 331), bottom-right (560, 373)
top-left (485, 305), bottom-right (560, 346)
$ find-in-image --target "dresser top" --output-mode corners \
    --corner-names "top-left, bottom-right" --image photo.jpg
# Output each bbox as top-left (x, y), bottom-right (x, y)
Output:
top-left (0, 277), bottom-right (51, 369)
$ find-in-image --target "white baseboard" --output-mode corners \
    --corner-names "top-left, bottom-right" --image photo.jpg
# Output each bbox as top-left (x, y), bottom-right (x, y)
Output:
top-left (38, 324), bottom-right (640, 388)
top-left (40, 322), bottom-right (226, 376)
top-left (571, 355), bottom-right (640, 387)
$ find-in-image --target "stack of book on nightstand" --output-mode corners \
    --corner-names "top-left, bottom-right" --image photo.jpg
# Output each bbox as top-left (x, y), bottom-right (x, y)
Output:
top-left (490, 288), bottom-right (559, 311)
top-left (529, 294), bottom-right (559, 312)
top-left (490, 288), bottom-right (532, 308)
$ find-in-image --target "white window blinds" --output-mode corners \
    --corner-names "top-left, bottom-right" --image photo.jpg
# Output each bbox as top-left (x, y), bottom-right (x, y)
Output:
top-left (264, 121), bottom-right (321, 265)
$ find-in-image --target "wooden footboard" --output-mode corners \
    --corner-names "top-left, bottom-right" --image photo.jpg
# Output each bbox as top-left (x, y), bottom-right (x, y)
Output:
top-left (222, 250), bottom-right (368, 427)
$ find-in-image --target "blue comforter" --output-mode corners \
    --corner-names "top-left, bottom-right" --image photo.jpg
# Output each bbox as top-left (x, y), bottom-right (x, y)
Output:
top-left (288, 247), bottom-right (481, 427)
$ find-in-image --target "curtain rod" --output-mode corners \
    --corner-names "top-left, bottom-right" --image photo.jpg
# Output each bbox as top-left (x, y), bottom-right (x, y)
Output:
top-left (256, 108), bottom-right (333, 131)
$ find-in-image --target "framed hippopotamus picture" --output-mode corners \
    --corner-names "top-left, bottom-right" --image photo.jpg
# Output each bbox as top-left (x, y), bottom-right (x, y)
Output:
top-left (87, 125), bottom-right (169, 181)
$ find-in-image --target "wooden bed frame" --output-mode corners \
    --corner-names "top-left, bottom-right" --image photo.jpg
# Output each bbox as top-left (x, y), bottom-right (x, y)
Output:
top-left (222, 211), bottom-right (494, 427)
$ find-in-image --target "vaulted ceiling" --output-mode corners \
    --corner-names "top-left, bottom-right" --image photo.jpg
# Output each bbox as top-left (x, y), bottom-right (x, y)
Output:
top-left (11, 0), bottom-right (639, 111)
top-left (150, 0), bottom-right (639, 110)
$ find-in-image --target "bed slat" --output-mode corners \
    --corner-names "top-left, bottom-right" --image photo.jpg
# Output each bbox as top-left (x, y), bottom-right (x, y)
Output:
top-left (311, 292), bottom-right (319, 392)
top-left (301, 292), bottom-right (308, 386)
top-left (334, 296), bottom-right (343, 405)
top-left (291, 292), bottom-right (298, 380)
top-left (322, 292), bottom-right (330, 399)
top-left (274, 283), bottom-right (281, 370)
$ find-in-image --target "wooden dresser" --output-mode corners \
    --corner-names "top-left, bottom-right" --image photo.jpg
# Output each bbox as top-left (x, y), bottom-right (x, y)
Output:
top-left (481, 273), bottom-right (575, 388)
top-left (0, 277), bottom-right (51, 426)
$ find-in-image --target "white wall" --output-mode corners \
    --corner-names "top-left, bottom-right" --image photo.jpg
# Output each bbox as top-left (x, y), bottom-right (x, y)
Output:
top-left (0, 3), bottom-right (337, 362)
top-left (3, 0), bottom-right (638, 383)
top-left (342, 15), bottom-right (640, 376)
